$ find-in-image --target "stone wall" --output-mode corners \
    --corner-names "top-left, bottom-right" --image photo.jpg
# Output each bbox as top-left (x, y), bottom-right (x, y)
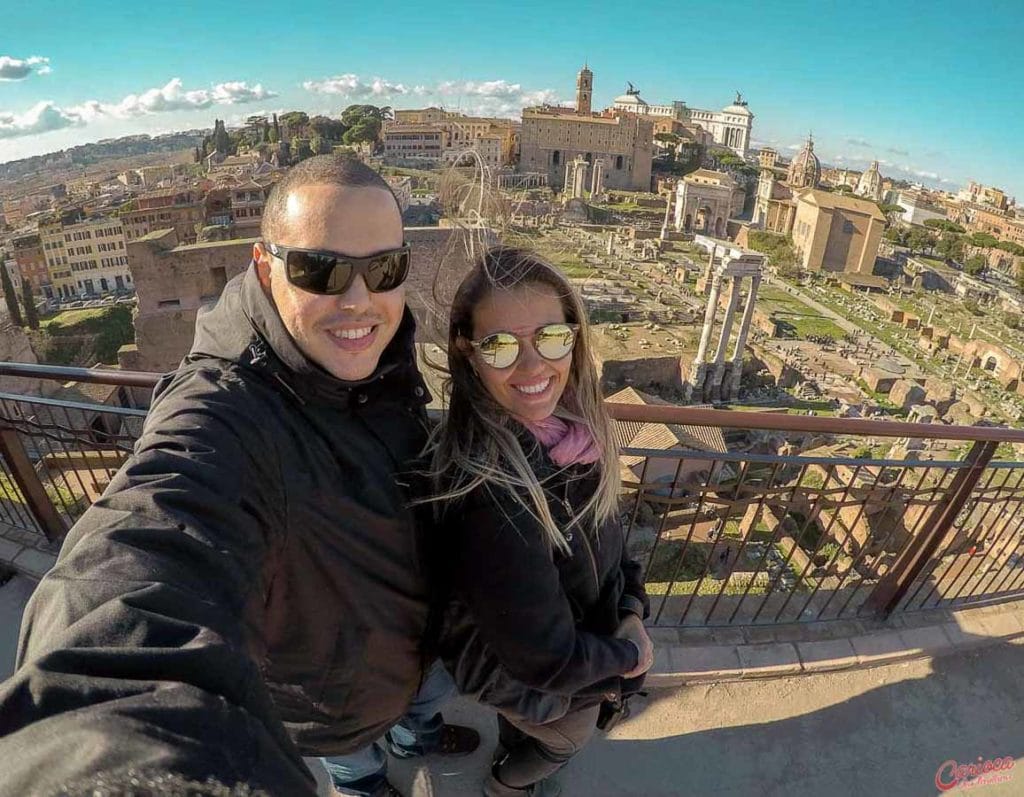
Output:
top-left (0, 319), bottom-right (45, 395)
top-left (599, 355), bottom-right (685, 394)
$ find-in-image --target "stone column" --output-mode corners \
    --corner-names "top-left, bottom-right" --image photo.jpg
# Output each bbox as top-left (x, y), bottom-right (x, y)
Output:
top-left (573, 159), bottom-right (588, 199)
top-left (697, 244), bottom-right (717, 295)
top-left (729, 274), bottom-right (762, 399)
top-left (565, 162), bottom-right (574, 195)
top-left (686, 271), bottom-right (722, 401)
top-left (660, 190), bottom-right (673, 240)
top-left (591, 159), bottom-right (605, 197)
top-left (709, 277), bottom-right (742, 400)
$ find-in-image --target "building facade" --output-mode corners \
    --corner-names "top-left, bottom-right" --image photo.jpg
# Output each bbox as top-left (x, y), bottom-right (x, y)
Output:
top-left (518, 66), bottom-right (653, 192)
top-left (121, 187), bottom-right (205, 245)
top-left (791, 189), bottom-right (885, 274)
top-left (63, 217), bottom-right (133, 295)
top-left (611, 86), bottom-right (754, 157)
top-left (673, 169), bottom-right (745, 237)
top-left (10, 232), bottom-right (50, 296)
top-left (897, 190), bottom-right (947, 227)
top-left (386, 109), bottom-right (519, 168)
top-left (39, 219), bottom-right (74, 298)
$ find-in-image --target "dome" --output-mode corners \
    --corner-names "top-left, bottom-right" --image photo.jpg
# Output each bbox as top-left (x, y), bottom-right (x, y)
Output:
top-left (787, 135), bottom-right (820, 189)
top-left (856, 160), bottom-right (884, 200)
top-left (614, 83), bottom-right (648, 107)
top-left (722, 91), bottom-right (752, 116)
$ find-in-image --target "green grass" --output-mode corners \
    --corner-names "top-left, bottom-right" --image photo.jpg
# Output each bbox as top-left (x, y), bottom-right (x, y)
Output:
top-left (38, 305), bottom-right (135, 365)
top-left (41, 307), bottom-right (108, 329)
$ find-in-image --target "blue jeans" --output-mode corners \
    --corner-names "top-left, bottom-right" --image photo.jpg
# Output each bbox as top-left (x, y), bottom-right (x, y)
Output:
top-left (313, 661), bottom-right (455, 796)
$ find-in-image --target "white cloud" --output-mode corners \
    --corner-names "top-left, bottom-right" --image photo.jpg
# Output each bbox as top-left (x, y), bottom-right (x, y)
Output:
top-left (303, 74), bottom-right (410, 97)
top-left (0, 78), bottom-right (279, 141)
top-left (301, 73), bottom-right (566, 118)
top-left (0, 101), bottom-right (83, 139)
top-left (437, 80), bottom-right (524, 99)
top-left (99, 78), bottom-right (277, 118)
top-left (211, 81), bottom-right (277, 104)
top-left (0, 55), bottom-right (50, 81)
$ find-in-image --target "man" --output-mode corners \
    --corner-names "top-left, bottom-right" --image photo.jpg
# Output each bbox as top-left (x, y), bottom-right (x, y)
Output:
top-left (0, 156), bottom-right (476, 797)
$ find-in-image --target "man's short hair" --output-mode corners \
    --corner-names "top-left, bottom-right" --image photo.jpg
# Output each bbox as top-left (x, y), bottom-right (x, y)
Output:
top-left (261, 155), bottom-right (398, 241)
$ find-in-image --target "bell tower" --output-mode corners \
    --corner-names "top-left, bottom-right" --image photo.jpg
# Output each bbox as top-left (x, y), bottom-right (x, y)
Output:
top-left (576, 63), bottom-right (593, 115)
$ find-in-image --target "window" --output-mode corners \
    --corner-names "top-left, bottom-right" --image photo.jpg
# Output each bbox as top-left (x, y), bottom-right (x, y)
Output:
top-left (158, 299), bottom-right (181, 308)
top-left (553, 150), bottom-right (560, 166)
top-left (616, 155), bottom-right (624, 169)
top-left (842, 220), bottom-right (855, 234)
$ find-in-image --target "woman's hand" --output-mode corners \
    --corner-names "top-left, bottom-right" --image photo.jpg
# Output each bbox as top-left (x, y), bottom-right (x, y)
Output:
top-left (615, 613), bottom-right (654, 679)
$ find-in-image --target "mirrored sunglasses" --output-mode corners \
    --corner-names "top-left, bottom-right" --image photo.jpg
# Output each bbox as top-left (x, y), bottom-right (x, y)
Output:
top-left (469, 323), bottom-right (579, 370)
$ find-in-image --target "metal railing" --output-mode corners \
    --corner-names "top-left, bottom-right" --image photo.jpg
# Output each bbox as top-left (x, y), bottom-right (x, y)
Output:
top-left (2, 362), bottom-right (1024, 628)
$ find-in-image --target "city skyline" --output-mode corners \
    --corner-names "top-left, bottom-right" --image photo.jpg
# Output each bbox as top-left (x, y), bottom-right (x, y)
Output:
top-left (2, 0), bottom-right (1022, 199)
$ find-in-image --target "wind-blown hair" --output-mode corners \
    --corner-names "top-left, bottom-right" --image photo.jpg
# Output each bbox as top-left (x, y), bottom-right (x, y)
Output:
top-left (425, 246), bottom-right (619, 554)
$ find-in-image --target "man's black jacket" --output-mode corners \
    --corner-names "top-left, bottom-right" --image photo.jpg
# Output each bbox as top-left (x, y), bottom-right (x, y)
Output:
top-left (0, 268), bottom-right (433, 796)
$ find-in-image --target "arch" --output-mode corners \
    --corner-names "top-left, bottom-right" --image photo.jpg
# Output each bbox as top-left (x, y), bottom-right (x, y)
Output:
top-left (984, 355), bottom-right (998, 372)
top-left (715, 216), bottom-right (725, 237)
top-left (615, 155), bottom-right (624, 170)
top-left (553, 150), bottom-right (560, 166)
top-left (684, 213), bottom-right (692, 231)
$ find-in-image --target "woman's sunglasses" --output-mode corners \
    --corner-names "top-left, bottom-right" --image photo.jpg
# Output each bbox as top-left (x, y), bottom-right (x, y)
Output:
top-left (265, 242), bottom-right (411, 295)
top-left (468, 323), bottom-right (579, 370)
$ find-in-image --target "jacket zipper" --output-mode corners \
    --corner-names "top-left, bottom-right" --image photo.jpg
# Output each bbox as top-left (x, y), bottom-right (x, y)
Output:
top-left (562, 484), bottom-right (599, 589)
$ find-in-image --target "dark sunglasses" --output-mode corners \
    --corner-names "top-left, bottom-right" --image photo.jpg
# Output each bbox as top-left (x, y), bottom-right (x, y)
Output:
top-left (265, 242), bottom-right (411, 295)
top-left (468, 323), bottom-right (579, 370)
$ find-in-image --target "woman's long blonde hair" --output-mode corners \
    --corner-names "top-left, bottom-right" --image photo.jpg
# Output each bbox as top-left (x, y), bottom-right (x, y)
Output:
top-left (424, 246), bottom-right (620, 554)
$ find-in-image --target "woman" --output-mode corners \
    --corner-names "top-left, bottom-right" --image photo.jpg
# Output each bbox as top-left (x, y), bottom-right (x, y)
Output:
top-left (426, 246), bottom-right (655, 796)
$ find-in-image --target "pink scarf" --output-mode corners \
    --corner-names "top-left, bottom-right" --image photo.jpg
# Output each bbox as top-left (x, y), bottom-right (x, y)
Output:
top-left (523, 415), bottom-right (601, 467)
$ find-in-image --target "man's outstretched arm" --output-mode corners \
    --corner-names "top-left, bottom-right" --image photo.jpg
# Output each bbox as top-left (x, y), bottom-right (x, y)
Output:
top-left (0, 368), bottom-right (315, 797)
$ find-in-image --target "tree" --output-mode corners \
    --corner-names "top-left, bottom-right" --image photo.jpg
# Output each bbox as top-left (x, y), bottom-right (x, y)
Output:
top-left (924, 218), bottom-right (965, 234)
top-left (340, 105), bottom-right (387, 145)
top-left (969, 231), bottom-right (999, 248)
top-left (20, 278), bottom-right (38, 330)
top-left (310, 135), bottom-right (332, 156)
top-left (747, 230), bottom-right (800, 277)
top-left (906, 227), bottom-right (937, 254)
top-left (309, 115), bottom-right (347, 142)
top-left (279, 111), bottom-right (309, 139)
top-left (291, 136), bottom-right (313, 162)
top-left (995, 240), bottom-right (1024, 256)
top-left (935, 233), bottom-right (965, 262)
top-left (1, 265), bottom-right (24, 326)
top-left (211, 119), bottom-right (231, 155)
top-left (965, 254), bottom-right (987, 276)
top-left (270, 113), bottom-right (281, 144)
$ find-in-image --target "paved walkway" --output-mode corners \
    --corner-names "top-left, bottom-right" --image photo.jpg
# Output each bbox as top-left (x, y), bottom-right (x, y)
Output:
top-left (2, 577), bottom-right (1021, 796)
top-left (395, 641), bottom-right (1024, 796)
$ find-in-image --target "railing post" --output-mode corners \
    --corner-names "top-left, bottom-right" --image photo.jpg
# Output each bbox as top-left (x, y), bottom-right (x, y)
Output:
top-left (863, 439), bottom-right (997, 620)
top-left (0, 427), bottom-right (67, 543)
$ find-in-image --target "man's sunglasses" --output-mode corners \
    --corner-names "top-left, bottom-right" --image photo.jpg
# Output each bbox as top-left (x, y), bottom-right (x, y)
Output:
top-left (265, 242), bottom-right (411, 295)
top-left (468, 323), bottom-right (579, 370)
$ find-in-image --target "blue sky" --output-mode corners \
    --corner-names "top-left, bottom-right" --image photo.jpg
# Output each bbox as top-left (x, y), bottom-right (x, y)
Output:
top-left (2, 0), bottom-right (1022, 199)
